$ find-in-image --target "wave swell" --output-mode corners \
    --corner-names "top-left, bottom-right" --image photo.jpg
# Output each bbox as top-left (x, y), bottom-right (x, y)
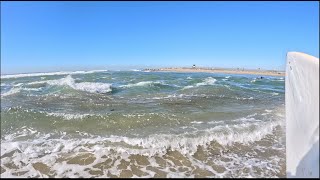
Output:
top-left (1, 70), bottom-right (107, 79)
top-left (28, 75), bottom-right (112, 93)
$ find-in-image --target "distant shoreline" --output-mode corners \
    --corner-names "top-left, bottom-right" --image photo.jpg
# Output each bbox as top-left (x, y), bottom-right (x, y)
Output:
top-left (143, 67), bottom-right (285, 77)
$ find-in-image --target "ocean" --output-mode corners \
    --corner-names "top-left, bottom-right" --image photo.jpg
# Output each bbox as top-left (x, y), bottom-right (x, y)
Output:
top-left (0, 70), bottom-right (285, 178)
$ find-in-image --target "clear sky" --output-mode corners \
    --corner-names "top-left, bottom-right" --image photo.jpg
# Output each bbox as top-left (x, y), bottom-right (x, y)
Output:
top-left (1, 1), bottom-right (319, 74)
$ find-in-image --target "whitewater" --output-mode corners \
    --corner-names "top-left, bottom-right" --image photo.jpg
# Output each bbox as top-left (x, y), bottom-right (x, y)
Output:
top-left (0, 70), bottom-right (285, 178)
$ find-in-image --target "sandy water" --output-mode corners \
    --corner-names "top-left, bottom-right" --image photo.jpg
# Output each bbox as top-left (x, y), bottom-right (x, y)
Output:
top-left (1, 70), bottom-right (285, 178)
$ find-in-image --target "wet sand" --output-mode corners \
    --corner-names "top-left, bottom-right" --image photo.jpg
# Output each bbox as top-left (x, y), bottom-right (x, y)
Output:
top-left (145, 67), bottom-right (285, 77)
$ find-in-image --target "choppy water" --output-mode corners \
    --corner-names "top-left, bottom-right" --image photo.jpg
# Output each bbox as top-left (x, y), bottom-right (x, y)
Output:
top-left (1, 70), bottom-right (285, 178)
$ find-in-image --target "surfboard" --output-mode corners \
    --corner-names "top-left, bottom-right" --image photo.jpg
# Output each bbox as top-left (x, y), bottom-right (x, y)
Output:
top-left (286, 52), bottom-right (319, 177)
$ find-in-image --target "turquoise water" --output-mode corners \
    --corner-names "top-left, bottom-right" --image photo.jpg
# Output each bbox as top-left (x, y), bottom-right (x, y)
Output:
top-left (1, 70), bottom-right (285, 177)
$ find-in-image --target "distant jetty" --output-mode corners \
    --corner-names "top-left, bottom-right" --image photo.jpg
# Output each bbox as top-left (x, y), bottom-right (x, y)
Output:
top-left (143, 67), bottom-right (285, 77)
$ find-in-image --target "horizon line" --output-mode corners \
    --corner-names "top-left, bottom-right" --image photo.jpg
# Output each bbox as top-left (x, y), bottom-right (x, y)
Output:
top-left (1, 66), bottom-right (285, 76)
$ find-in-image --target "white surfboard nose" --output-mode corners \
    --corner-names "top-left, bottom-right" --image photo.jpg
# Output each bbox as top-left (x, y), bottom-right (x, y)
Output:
top-left (286, 52), bottom-right (319, 178)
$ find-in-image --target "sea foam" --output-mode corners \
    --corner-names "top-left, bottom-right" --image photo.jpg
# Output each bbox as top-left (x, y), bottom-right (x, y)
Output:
top-left (1, 70), bottom-right (108, 79)
top-left (182, 77), bottom-right (217, 89)
top-left (119, 81), bottom-right (169, 88)
top-left (28, 75), bottom-right (112, 93)
top-left (1, 87), bottom-right (21, 97)
top-left (1, 118), bottom-right (282, 159)
top-left (195, 77), bottom-right (217, 86)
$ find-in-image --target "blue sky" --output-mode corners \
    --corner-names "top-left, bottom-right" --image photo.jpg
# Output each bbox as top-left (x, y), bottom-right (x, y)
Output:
top-left (1, 1), bottom-right (319, 74)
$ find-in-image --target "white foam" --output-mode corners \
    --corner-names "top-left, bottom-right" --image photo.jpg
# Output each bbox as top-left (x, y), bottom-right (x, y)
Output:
top-left (1, 87), bottom-right (21, 97)
top-left (101, 120), bottom-right (283, 156)
top-left (1, 83), bottom-right (7, 86)
top-left (0, 116), bottom-right (284, 178)
top-left (251, 79), bottom-right (256, 83)
top-left (27, 80), bottom-right (48, 85)
top-left (195, 77), bottom-right (217, 86)
top-left (235, 96), bottom-right (254, 100)
top-left (182, 77), bottom-right (217, 89)
top-left (17, 109), bottom-right (106, 120)
top-left (1, 70), bottom-right (108, 79)
top-left (147, 94), bottom-right (202, 100)
top-left (28, 75), bottom-right (112, 93)
top-left (22, 87), bottom-right (43, 92)
top-left (182, 85), bottom-right (194, 90)
top-left (190, 121), bottom-right (204, 124)
top-left (119, 81), bottom-right (163, 88)
top-left (46, 112), bottom-right (92, 120)
top-left (209, 115), bottom-right (262, 125)
top-left (73, 82), bottom-right (112, 93)
top-left (13, 83), bottom-right (23, 87)
top-left (1, 117), bottom-right (283, 157)
top-left (211, 151), bottom-right (284, 178)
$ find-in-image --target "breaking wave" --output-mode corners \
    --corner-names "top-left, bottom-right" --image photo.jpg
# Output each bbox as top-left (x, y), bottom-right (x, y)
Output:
top-left (1, 70), bottom-right (108, 79)
top-left (119, 81), bottom-right (171, 89)
top-left (27, 75), bottom-right (112, 94)
top-left (0, 115), bottom-right (284, 177)
top-left (183, 77), bottom-right (217, 89)
top-left (1, 87), bottom-right (21, 97)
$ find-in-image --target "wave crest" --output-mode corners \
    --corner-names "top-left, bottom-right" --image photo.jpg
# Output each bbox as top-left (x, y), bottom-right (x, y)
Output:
top-left (28, 75), bottom-right (112, 94)
top-left (183, 77), bottom-right (217, 89)
top-left (1, 118), bottom-right (282, 159)
top-left (1, 70), bottom-right (108, 79)
top-left (119, 81), bottom-right (170, 89)
top-left (1, 87), bottom-right (21, 97)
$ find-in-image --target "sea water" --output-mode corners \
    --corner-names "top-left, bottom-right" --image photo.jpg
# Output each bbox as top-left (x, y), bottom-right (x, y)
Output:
top-left (0, 70), bottom-right (285, 177)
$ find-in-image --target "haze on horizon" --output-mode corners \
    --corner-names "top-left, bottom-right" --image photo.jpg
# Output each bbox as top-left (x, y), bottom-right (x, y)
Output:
top-left (1, 1), bottom-right (319, 75)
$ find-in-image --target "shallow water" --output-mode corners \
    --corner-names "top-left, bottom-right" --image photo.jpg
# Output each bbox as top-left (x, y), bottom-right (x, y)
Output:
top-left (1, 70), bottom-right (285, 178)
